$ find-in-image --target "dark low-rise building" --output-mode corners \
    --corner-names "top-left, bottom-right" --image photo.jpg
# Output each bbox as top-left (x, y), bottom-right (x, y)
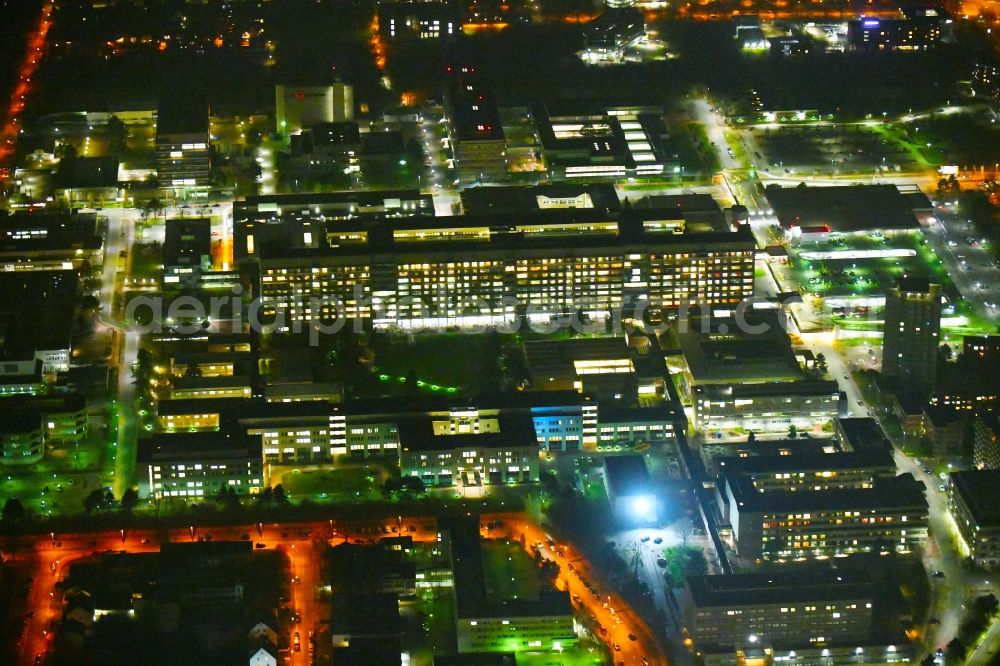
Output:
top-left (324, 540), bottom-right (417, 597)
top-left (0, 209), bottom-right (103, 273)
top-left (604, 454), bottom-right (656, 525)
top-left (0, 270), bottom-right (79, 373)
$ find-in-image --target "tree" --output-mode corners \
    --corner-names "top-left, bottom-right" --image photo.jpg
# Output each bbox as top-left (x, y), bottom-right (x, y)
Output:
top-left (79, 294), bottom-right (100, 312)
top-left (107, 115), bottom-right (127, 152)
top-left (273, 484), bottom-right (288, 505)
top-left (788, 424), bottom-right (798, 439)
top-left (400, 475), bottom-right (425, 494)
top-left (540, 471), bottom-right (559, 496)
top-left (405, 137), bottom-right (425, 166)
top-left (945, 638), bottom-right (967, 662)
top-left (2, 497), bottom-right (24, 523)
top-left (84, 489), bottom-right (104, 513)
top-left (55, 142), bottom-right (77, 160)
top-left (185, 360), bottom-right (203, 378)
top-left (258, 486), bottom-right (273, 505)
top-left (815, 352), bottom-right (828, 373)
top-left (132, 348), bottom-right (154, 384)
top-left (382, 477), bottom-right (405, 497)
top-left (120, 488), bottom-right (139, 513)
top-left (677, 520), bottom-right (694, 547)
top-left (538, 559), bottom-right (560, 585)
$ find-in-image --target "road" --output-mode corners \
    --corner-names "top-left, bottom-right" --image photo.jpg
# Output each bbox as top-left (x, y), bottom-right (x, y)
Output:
top-left (688, 98), bottom-right (740, 172)
top-left (415, 108), bottom-right (463, 217)
top-left (13, 513), bottom-right (664, 665)
top-left (504, 517), bottom-right (668, 666)
top-left (891, 451), bottom-right (989, 656)
top-left (95, 208), bottom-right (141, 499)
top-left (0, 0), bottom-right (53, 168)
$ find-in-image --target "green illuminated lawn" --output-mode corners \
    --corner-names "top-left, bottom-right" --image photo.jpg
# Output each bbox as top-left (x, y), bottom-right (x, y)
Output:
top-left (274, 466), bottom-right (385, 501)
top-left (373, 333), bottom-right (504, 396)
top-left (514, 640), bottom-right (610, 666)
top-left (482, 540), bottom-right (541, 603)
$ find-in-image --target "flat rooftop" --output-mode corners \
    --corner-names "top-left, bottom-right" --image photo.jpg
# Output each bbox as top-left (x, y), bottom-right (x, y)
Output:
top-left (716, 450), bottom-right (896, 476)
top-left (330, 593), bottom-right (401, 637)
top-left (55, 156), bottom-right (120, 189)
top-left (343, 391), bottom-right (588, 418)
top-left (237, 189), bottom-right (431, 214)
top-left (765, 184), bottom-right (922, 233)
top-left (836, 417), bottom-right (893, 452)
top-left (235, 209), bottom-right (756, 261)
top-left (524, 336), bottom-right (631, 382)
top-left (156, 95), bottom-right (208, 135)
top-left (679, 313), bottom-right (803, 384)
top-left (603, 454), bottom-right (652, 497)
top-left (0, 270), bottom-right (78, 358)
top-left (442, 515), bottom-right (572, 619)
top-left (397, 413), bottom-right (538, 452)
top-left (163, 217), bottom-right (211, 265)
top-left (950, 470), bottom-right (1000, 527)
top-left (460, 183), bottom-right (621, 214)
top-left (138, 432), bottom-right (261, 462)
top-left (725, 472), bottom-right (926, 513)
top-left (444, 67), bottom-right (506, 143)
top-left (686, 569), bottom-right (874, 608)
top-left (696, 379), bottom-right (841, 400)
top-left (434, 655), bottom-right (517, 666)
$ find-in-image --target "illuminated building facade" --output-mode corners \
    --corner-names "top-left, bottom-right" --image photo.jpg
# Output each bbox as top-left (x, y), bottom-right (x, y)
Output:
top-left (0, 412), bottom-right (45, 465)
top-left (847, 8), bottom-right (949, 51)
top-left (973, 414), bottom-right (1000, 470)
top-left (973, 58), bottom-right (1000, 107)
top-left (155, 96), bottom-right (211, 188)
top-left (533, 104), bottom-right (678, 179)
top-left (0, 210), bottom-right (103, 273)
top-left (722, 473), bottom-right (928, 561)
top-left (882, 278), bottom-right (940, 398)
top-left (138, 432), bottom-right (265, 499)
top-left (684, 571), bottom-right (875, 659)
top-left (236, 210), bottom-right (756, 330)
top-left (379, 2), bottom-right (460, 40)
top-left (398, 414), bottom-right (540, 487)
top-left (604, 455), bottom-right (657, 525)
top-left (275, 83), bottom-right (354, 133)
top-left (948, 470), bottom-right (1000, 568)
top-left (443, 67), bottom-right (508, 184)
top-left (714, 451), bottom-right (897, 494)
top-left (694, 380), bottom-right (842, 433)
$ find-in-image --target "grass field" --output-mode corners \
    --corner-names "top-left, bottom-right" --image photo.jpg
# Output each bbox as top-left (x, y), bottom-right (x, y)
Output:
top-left (482, 540), bottom-right (542, 603)
top-left (373, 333), bottom-right (503, 396)
top-left (275, 466), bottom-right (386, 501)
